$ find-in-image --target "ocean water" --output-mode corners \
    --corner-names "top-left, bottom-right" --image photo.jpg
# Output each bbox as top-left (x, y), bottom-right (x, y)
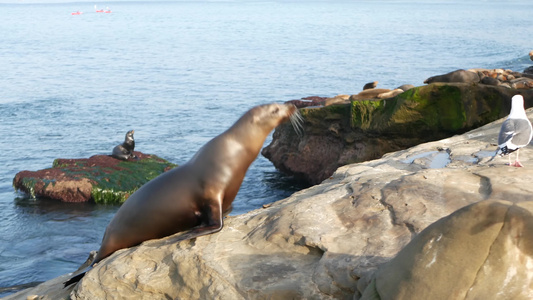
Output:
top-left (1, 0), bottom-right (532, 294)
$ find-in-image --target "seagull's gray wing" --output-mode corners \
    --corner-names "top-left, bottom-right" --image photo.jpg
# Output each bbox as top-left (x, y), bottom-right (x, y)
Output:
top-left (498, 118), bottom-right (532, 148)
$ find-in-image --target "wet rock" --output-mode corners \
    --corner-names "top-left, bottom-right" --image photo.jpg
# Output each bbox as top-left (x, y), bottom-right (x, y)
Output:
top-left (480, 76), bottom-right (501, 86)
top-left (13, 152), bottom-right (176, 203)
top-left (349, 88), bottom-right (396, 101)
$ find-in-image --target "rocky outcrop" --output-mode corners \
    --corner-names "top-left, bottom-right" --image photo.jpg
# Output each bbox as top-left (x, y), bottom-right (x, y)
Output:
top-left (8, 108), bottom-right (533, 299)
top-left (13, 152), bottom-right (176, 203)
top-left (263, 83), bottom-right (533, 185)
top-left (361, 200), bottom-right (533, 300)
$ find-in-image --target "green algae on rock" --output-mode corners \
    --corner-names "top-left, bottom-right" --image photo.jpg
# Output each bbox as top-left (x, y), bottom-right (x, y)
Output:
top-left (351, 83), bottom-right (529, 135)
top-left (13, 151), bottom-right (177, 204)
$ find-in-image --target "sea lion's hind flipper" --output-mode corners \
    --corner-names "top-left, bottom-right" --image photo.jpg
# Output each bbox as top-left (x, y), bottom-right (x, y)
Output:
top-left (63, 272), bottom-right (86, 287)
top-left (63, 265), bottom-right (93, 288)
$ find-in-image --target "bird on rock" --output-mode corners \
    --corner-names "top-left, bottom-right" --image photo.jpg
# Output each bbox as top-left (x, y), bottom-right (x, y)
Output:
top-left (489, 95), bottom-right (532, 167)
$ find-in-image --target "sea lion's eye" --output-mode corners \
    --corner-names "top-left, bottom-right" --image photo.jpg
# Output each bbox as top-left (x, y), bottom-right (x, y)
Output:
top-left (272, 108), bottom-right (279, 114)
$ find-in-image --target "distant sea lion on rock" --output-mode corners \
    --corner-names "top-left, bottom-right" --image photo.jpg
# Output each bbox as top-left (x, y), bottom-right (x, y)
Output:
top-left (396, 84), bottom-right (415, 92)
top-left (363, 81), bottom-right (378, 90)
top-left (324, 95), bottom-right (350, 106)
top-left (510, 78), bottom-right (533, 89)
top-left (423, 69), bottom-right (480, 84)
top-left (111, 130), bottom-right (136, 160)
top-left (481, 76), bottom-right (501, 86)
top-left (350, 88), bottom-right (403, 101)
top-left (377, 89), bottom-right (404, 99)
top-left (64, 103), bottom-right (302, 286)
top-left (350, 88), bottom-right (392, 101)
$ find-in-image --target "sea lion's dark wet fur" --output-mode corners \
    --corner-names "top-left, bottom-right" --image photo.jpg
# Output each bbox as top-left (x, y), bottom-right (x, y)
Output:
top-left (424, 69), bottom-right (480, 84)
top-left (111, 130), bottom-right (136, 160)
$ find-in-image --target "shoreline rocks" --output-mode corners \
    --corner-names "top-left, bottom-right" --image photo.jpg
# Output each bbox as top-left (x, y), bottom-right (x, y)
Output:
top-left (263, 83), bottom-right (533, 185)
top-left (12, 152), bottom-right (176, 204)
top-left (8, 106), bottom-right (533, 300)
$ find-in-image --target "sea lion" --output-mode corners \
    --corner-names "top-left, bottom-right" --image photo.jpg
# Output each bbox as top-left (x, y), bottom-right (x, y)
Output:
top-left (423, 69), bottom-right (480, 84)
top-left (524, 66), bottom-right (533, 75)
top-left (349, 88), bottom-right (393, 101)
top-left (111, 130), bottom-right (136, 160)
top-left (64, 103), bottom-right (302, 286)
top-left (377, 88), bottom-right (403, 99)
top-left (363, 81), bottom-right (378, 90)
top-left (511, 78), bottom-right (533, 89)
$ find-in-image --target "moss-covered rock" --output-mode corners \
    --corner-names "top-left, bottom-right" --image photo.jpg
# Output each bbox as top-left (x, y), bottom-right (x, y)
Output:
top-left (13, 152), bottom-right (177, 204)
top-left (351, 83), bottom-right (526, 135)
top-left (263, 83), bottom-right (533, 185)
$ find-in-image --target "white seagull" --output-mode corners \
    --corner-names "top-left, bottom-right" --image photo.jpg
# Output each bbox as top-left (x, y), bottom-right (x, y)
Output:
top-left (489, 94), bottom-right (533, 167)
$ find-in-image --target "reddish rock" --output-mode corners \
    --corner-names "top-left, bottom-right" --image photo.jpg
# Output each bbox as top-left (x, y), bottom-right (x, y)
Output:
top-left (13, 151), bottom-right (176, 203)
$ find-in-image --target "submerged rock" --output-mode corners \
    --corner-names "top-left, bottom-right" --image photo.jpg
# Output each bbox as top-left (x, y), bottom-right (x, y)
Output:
top-left (13, 152), bottom-right (176, 203)
top-left (263, 83), bottom-right (533, 185)
top-left (8, 108), bottom-right (533, 299)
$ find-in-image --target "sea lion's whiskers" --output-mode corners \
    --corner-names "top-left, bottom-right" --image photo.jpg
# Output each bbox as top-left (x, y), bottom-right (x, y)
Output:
top-left (290, 110), bottom-right (304, 136)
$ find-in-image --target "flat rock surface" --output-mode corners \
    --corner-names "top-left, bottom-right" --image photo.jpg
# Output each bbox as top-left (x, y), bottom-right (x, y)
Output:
top-left (7, 109), bottom-right (533, 299)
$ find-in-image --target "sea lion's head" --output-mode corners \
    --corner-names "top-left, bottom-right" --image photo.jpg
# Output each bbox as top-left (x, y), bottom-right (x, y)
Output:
top-left (125, 130), bottom-right (135, 141)
top-left (124, 130), bottom-right (135, 150)
top-left (250, 103), bottom-right (303, 136)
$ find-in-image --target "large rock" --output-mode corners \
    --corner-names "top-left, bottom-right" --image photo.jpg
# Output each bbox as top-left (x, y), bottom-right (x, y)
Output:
top-left (8, 108), bottom-right (533, 299)
top-left (263, 83), bottom-right (533, 184)
top-left (361, 200), bottom-right (533, 300)
top-left (13, 152), bottom-right (176, 203)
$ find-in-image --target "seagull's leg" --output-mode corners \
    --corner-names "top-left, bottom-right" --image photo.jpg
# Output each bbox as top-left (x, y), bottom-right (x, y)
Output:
top-left (508, 153), bottom-right (512, 166)
top-left (511, 149), bottom-right (524, 167)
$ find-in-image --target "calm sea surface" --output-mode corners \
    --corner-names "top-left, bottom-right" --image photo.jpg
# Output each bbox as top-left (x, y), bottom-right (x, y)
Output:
top-left (1, 0), bottom-right (532, 294)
